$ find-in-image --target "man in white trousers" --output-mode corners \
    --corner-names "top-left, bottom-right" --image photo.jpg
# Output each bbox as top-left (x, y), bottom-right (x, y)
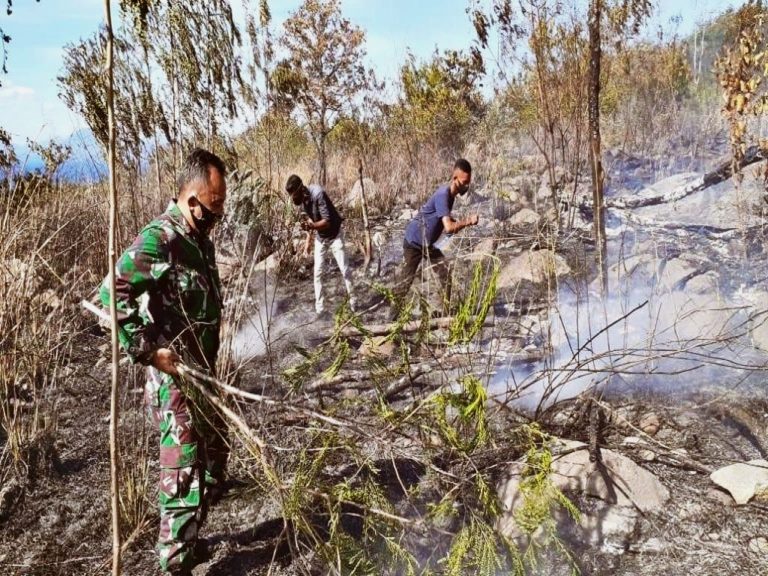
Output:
top-left (286, 174), bottom-right (356, 315)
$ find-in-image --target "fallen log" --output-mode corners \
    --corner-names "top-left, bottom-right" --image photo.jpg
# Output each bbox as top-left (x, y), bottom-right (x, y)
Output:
top-left (577, 145), bottom-right (768, 215)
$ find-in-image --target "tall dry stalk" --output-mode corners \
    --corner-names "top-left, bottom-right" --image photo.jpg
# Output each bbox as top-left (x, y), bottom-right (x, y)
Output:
top-left (357, 158), bottom-right (372, 268)
top-left (103, 0), bottom-right (122, 573)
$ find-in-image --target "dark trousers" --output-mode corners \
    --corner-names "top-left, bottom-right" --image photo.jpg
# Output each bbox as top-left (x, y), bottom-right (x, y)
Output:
top-left (392, 239), bottom-right (452, 314)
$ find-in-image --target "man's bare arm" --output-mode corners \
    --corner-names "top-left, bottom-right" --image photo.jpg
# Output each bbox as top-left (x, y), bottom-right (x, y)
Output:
top-left (442, 214), bottom-right (479, 234)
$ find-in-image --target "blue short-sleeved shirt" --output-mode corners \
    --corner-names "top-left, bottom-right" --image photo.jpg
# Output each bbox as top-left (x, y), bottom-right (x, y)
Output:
top-left (404, 184), bottom-right (454, 248)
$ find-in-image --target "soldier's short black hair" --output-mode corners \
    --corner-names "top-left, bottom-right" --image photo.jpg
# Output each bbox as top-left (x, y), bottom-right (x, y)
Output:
top-left (454, 158), bottom-right (472, 175)
top-left (285, 174), bottom-right (303, 194)
top-left (177, 148), bottom-right (226, 194)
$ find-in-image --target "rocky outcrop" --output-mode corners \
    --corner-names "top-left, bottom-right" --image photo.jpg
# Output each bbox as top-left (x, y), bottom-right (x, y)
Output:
top-left (497, 439), bottom-right (670, 552)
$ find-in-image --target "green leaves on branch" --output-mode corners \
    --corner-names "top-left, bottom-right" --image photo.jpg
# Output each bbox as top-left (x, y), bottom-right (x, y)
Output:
top-left (432, 375), bottom-right (490, 455)
top-left (449, 259), bottom-right (499, 345)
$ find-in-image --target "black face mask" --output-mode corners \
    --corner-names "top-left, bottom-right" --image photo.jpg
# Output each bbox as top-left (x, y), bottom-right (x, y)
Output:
top-left (192, 198), bottom-right (221, 235)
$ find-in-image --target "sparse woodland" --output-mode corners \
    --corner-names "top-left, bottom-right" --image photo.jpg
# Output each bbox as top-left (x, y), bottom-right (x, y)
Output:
top-left (5, 1), bottom-right (768, 575)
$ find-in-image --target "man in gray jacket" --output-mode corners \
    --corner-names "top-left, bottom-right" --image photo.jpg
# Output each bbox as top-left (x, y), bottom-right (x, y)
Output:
top-left (286, 174), bottom-right (356, 315)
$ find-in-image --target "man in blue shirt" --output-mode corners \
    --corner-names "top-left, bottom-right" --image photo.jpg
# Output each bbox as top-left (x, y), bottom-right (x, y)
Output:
top-left (286, 174), bottom-right (356, 315)
top-left (393, 159), bottom-right (479, 316)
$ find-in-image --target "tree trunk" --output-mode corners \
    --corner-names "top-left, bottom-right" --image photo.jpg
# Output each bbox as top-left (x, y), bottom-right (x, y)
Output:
top-left (319, 135), bottom-right (327, 187)
top-left (103, 1), bottom-right (122, 574)
top-left (588, 0), bottom-right (607, 294)
top-left (357, 158), bottom-right (372, 268)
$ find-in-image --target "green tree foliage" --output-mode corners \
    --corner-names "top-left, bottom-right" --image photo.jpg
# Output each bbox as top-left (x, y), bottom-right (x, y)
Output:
top-left (474, 1), bottom-right (590, 201)
top-left (602, 38), bottom-right (691, 151)
top-left (393, 48), bottom-right (485, 154)
top-left (472, 0), bottom-right (652, 219)
top-left (273, 0), bottom-right (377, 185)
top-left (58, 0), bottom-right (243, 176)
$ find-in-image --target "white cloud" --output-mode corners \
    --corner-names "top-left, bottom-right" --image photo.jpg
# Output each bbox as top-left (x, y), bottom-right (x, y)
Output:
top-left (0, 82), bottom-right (35, 99)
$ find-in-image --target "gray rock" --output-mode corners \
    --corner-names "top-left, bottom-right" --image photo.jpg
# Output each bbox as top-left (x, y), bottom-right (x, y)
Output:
top-left (748, 536), bottom-right (768, 554)
top-left (705, 487), bottom-right (735, 506)
top-left (466, 238), bottom-right (496, 261)
top-left (658, 257), bottom-right (703, 292)
top-left (593, 253), bottom-right (658, 294)
top-left (630, 537), bottom-right (666, 554)
top-left (508, 207), bottom-right (541, 227)
top-left (638, 449), bottom-right (657, 462)
top-left (745, 290), bottom-right (768, 352)
top-left (398, 208), bottom-right (417, 222)
top-left (685, 271), bottom-right (720, 295)
top-left (346, 177), bottom-right (377, 209)
top-left (254, 253), bottom-right (279, 273)
top-left (497, 439), bottom-right (670, 546)
top-left (638, 412), bottom-right (661, 436)
top-left (631, 164), bottom-right (768, 229)
top-left (497, 250), bottom-right (570, 287)
top-left (710, 460), bottom-right (768, 504)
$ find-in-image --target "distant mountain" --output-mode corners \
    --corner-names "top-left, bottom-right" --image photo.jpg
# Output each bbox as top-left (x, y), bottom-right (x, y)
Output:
top-left (9, 129), bottom-right (106, 183)
top-left (59, 129), bottom-right (107, 183)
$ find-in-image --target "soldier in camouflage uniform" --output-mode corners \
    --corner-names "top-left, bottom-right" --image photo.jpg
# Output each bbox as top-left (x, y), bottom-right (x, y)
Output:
top-left (99, 148), bottom-right (228, 575)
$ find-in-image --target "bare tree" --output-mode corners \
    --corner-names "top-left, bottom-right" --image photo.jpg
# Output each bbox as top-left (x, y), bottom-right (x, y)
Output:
top-left (274, 0), bottom-right (375, 185)
top-left (588, 0), bottom-right (607, 292)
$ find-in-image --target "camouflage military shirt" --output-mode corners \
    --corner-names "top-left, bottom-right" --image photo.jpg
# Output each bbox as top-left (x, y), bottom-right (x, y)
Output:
top-left (100, 201), bottom-right (222, 370)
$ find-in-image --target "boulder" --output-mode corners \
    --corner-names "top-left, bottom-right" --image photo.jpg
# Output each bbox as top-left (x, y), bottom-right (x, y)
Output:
top-left (505, 174), bottom-right (537, 202)
top-left (466, 238), bottom-right (496, 261)
top-left (397, 208), bottom-right (417, 222)
top-left (710, 460), bottom-right (768, 505)
top-left (254, 253), bottom-right (279, 273)
top-left (593, 252), bottom-right (658, 295)
top-left (536, 180), bottom-right (554, 205)
top-left (742, 290), bottom-right (768, 352)
top-left (501, 189), bottom-right (522, 205)
top-left (497, 439), bottom-right (670, 548)
top-left (749, 536), bottom-right (768, 554)
top-left (658, 256), bottom-right (704, 292)
top-left (497, 250), bottom-right (570, 287)
top-left (519, 154), bottom-right (548, 175)
top-left (492, 198), bottom-right (521, 221)
top-left (508, 208), bottom-right (541, 227)
top-left (638, 412), bottom-right (661, 437)
top-left (346, 177), bottom-right (377, 209)
top-left (685, 270), bottom-right (720, 296)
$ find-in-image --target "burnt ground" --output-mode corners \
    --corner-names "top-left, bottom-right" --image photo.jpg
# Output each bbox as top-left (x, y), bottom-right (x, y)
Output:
top-left (4, 270), bottom-right (768, 576)
top-left (4, 197), bottom-right (768, 575)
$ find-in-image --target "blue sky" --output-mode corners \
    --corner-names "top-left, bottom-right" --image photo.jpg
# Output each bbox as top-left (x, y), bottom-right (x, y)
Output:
top-left (0, 0), bottom-right (741, 146)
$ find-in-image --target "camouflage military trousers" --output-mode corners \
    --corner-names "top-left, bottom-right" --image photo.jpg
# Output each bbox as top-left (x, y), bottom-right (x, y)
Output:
top-left (145, 366), bottom-right (229, 572)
